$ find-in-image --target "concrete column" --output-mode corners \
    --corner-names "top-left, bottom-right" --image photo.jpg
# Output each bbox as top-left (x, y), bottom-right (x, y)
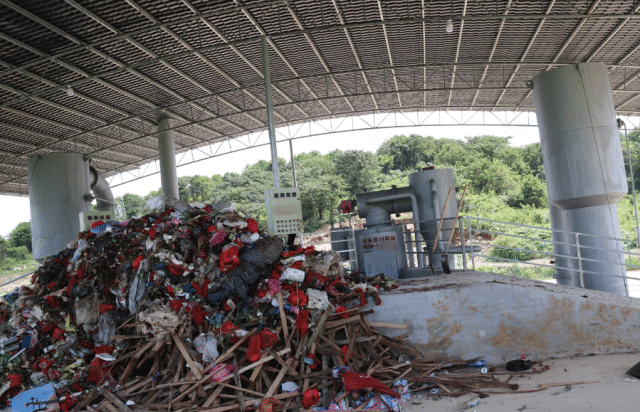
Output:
top-left (532, 62), bottom-right (629, 295)
top-left (157, 115), bottom-right (179, 199)
top-left (261, 36), bottom-right (280, 189)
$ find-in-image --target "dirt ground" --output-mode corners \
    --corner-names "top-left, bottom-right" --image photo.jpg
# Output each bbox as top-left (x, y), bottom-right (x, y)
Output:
top-left (400, 352), bottom-right (640, 411)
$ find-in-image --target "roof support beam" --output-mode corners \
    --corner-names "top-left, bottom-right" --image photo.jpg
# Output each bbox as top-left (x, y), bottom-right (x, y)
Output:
top-left (422, 0), bottom-right (427, 108)
top-left (447, 0), bottom-right (468, 108)
top-left (586, 3), bottom-right (640, 62)
top-left (284, 2), bottom-right (356, 111)
top-left (494, 0), bottom-right (556, 108)
top-left (232, 0), bottom-right (334, 116)
top-left (4, 6), bottom-right (640, 82)
top-left (0, 34), bottom-right (199, 150)
top-left (469, 0), bottom-right (514, 108)
top-left (0, 122), bottom-right (131, 167)
top-left (118, 0), bottom-right (267, 129)
top-left (376, 0), bottom-right (402, 107)
top-left (178, 0), bottom-right (298, 121)
top-left (1, 0), bottom-right (230, 140)
top-left (515, 0), bottom-right (603, 110)
top-left (331, 0), bottom-right (379, 110)
top-left (60, 0), bottom-right (250, 134)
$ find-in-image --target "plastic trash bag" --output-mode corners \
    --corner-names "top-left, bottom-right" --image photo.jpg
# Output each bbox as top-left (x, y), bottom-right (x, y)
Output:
top-left (240, 237), bottom-right (285, 270)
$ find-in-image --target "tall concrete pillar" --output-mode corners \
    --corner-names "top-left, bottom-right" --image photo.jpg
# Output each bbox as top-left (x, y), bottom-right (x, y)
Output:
top-left (157, 115), bottom-right (179, 199)
top-left (532, 63), bottom-right (629, 295)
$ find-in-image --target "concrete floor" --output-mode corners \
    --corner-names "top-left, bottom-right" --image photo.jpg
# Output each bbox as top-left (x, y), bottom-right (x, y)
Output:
top-left (401, 352), bottom-right (640, 411)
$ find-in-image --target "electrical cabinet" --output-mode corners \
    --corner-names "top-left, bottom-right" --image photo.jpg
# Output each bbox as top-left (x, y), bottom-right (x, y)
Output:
top-left (265, 188), bottom-right (303, 235)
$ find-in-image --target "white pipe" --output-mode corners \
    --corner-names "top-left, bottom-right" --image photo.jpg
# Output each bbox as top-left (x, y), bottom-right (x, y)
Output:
top-left (366, 193), bottom-right (424, 268)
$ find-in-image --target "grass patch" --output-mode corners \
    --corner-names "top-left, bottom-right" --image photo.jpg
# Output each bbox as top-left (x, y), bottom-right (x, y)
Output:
top-left (477, 264), bottom-right (554, 280)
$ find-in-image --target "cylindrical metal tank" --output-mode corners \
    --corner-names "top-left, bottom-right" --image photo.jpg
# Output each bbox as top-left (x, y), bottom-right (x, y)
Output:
top-left (532, 62), bottom-right (628, 295)
top-left (28, 153), bottom-right (92, 262)
top-left (408, 169), bottom-right (458, 269)
top-left (354, 207), bottom-right (407, 278)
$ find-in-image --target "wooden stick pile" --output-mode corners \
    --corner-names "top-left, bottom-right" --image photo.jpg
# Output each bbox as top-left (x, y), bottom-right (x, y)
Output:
top-left (75, 303), bottom-right (531, 412)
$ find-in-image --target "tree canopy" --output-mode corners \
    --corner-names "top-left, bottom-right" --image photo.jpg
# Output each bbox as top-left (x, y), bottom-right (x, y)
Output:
top-left (112, 134), bottom-right (559, 232)
top-left (9, 222), bottom-right (31, 252)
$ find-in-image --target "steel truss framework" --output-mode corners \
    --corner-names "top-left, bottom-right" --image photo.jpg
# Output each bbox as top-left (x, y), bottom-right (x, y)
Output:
top-left (100, 111), bottom-right (640, 189)
top-left (3, 1), bottom-right (640, 195)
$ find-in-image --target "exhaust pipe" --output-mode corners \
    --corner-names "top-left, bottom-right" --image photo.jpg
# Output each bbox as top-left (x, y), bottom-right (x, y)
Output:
top-left (90, 167), bottom-right (114, 211)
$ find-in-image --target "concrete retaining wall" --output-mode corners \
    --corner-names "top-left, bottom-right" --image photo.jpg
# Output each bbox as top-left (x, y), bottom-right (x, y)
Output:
top-left (366, 272), bottom-right (640, 364)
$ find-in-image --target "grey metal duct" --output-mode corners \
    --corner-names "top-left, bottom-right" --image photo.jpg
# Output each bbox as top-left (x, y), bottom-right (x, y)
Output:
top-left (90, 166), bottom-right (114, 211)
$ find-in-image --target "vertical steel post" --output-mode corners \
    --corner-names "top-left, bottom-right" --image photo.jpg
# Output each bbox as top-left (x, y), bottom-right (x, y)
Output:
top-left (404, 225), bottom-right (415, 268)
top-left (467, 216), bottom-right (476, 271)
top-left (157, 115), bottom-right (179, 199)
top-left (261, 36), bottom-right (280, 189)
top-left (576, 233), bottom-right (584, 288)
top-left (460, 217), bottom-right (468, 271)
top-left (289, 138), bottom-right (297, 188)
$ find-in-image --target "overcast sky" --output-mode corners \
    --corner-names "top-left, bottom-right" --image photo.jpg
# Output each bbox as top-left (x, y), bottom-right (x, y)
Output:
top-left (0, 123), bottom-right (541, 238)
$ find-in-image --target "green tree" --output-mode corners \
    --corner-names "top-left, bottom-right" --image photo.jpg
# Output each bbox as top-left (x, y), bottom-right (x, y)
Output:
top-left (120, 193), bottom-right (145, 218)
top-left (190, 175), bottom-right (214, 202)
top-left (520, 142), bottom-right (545, 180)
top-left (464, 135), bottom-right (512, 160)
top-left (295, 151), bottom-right (345, 230)
top-left (461, 158), bottom-right (519, 196)
top-left (433, 138), bottom-right (469, 168)
top-left (178, 176), bottom-right (192, 201)
top-left (376, 134), bottom-right (435, 173)
top-left (9, 222), bottom-right (31, 252)
top-left (330, 149), bottom-right (380, 196)
top-left (507, 175), bottom-right (548, 208)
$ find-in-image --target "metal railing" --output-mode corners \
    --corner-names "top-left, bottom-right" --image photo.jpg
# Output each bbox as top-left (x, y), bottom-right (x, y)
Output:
top-left (464, 216), bottom-right (640, 285)
top-left (0, 270), bottom-right (36, 289)
top-left (5, 216), bottom-right (637, 291)
top-left (300, 216), bottom-right (469, 272)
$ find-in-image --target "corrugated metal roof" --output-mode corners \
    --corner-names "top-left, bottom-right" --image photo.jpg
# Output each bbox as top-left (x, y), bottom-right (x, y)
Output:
top-left (2, 0), bottom-right (640, 195)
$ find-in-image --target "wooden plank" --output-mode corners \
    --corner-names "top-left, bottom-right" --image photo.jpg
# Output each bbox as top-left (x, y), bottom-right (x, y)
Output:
top-left (237, 347), bottom-right (291, 374)
top-left (202, 385), bottom-right (225, 408)
top-left (267, 348), bottom-right (297, 375)
top-left (103, 390), bottom-right (134, 412)
top-left (171, 332), bottom-right (203, 380)
top-left (231, 355), bottom-right (245, 412)
top-left (324, 315), bottom-right (361, 330)
top-left (276, 291), bottom-right (290, 345)
top-left (265, 358), bottom-right (294, 398)
top-left (213, 328), bottom-right (256, 366)
top-left (368, 322), bottom-right (408, 329)
top-left (303, 309), bottom-right (328, 353)
top-left (249, 350), bottom-right (268, 382)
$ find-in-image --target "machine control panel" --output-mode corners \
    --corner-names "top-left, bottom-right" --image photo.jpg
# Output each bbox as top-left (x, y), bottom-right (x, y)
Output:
top-left (265, 188), bottom-right (303, 235)
top-left (79, 208), bottom-right (115, 231)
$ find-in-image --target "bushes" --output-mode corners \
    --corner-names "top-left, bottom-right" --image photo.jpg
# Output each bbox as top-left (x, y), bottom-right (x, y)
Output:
top-left (488, 235), bottom-right (546, 261)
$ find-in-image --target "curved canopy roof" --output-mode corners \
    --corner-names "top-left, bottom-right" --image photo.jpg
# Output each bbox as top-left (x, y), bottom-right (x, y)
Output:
top-left (2, 0), bottom-right (640, 195)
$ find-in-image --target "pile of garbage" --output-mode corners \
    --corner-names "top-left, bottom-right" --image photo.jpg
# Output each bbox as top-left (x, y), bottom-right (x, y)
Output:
top-left (0, 197), bottom-right (416, 411)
